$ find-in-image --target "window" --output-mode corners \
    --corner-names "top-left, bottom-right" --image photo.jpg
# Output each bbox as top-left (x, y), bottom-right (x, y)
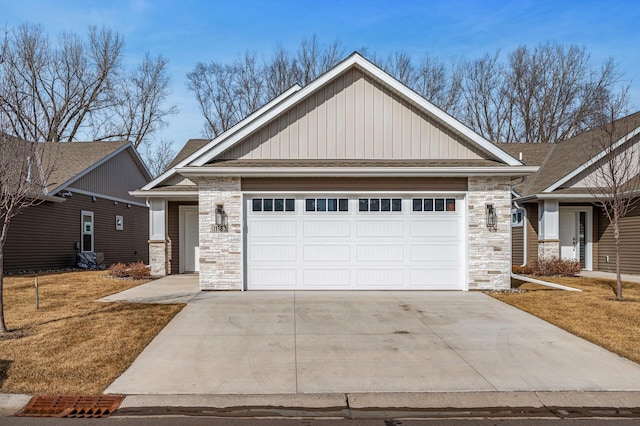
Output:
top-left (115, 215), bottom-right (124, 231)
top-left (511, 208), bottom-right (524, 227)
top-left (252, 198), bottom-right (295, 212)
top-left (81, 211), bottom-right (94, 252)
top-left (412, 198), bottom-right (456, 213)
top-left (305, 198), bottom-right (348, 212)
top-left (358, 198), bottom-right (401, 212)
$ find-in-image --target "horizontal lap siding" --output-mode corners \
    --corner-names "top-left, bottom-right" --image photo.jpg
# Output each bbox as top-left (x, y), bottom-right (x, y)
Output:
top-left (242, 177), bottom-right (468, 192)
top-left (4, 193), bottom-right (148, 272)
top-left (512, 226), bottom-right (524, 265)
top-left (597, 205), bottom-right (640, 274)
top-left (526, 204), bottom-right (538, 265)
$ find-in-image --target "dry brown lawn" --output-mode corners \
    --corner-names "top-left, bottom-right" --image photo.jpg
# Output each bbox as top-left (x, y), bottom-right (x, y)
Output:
top-left (490, 276), bottom-right (640, 364)
top-left (0, 271), bottom-right (183, 395)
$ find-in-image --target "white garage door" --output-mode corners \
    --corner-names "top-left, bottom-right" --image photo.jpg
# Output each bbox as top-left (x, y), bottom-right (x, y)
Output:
top-left (246, 195), bottom-right (466, 290)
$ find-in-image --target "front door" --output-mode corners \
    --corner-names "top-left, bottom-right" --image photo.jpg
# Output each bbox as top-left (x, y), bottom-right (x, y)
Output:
top-left (559, 209), bottom-right (588, 267)
top-left (180, 207), bottom-right (199, 273)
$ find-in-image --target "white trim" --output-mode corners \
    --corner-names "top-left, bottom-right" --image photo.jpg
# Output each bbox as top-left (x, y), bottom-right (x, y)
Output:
top-left (67, 187), bottom-right (147, 207)
top-left (49, 143), bottom-right (151, 195)
top-left (141, 85), bottom-right (302, 191)
top-left (544, 125), bottom-right (640, 192)
top-left (130, 190), bottom-right (198, 199)
top-left (191, 53), bottom-right (522, 167)
top-left (559, 206), bottom-right (593, 271)
top-left (179, 205), bottom-right (199, 273)
top-left (177, 165), bottom-right (538, 178)
top-left (80, 210), bottom-right (94, 253)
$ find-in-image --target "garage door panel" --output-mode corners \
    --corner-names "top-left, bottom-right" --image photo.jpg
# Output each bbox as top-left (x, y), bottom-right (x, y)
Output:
top-left (357, 245), bottom-right (404, 262)
top-left (410, 220), bottom-right (459, 238)
top-left (250, 244), bottom-right (297, 262)
top-left (356, 269), bottom-right (404, 287)
top-left (356, 220), bottom-right (404, 237)
top-left (303, 221), bottom-right (350, 237)
top-left (250, 269), bottom-right (297, 288)
top-left (251, 220), bottom-right (297, 238)
top-left (411, 244), bottom-right (459, 262)
top-left (410, 269), bottom-right (460, 289)
top-left (246, 196), bottom-right (465, 290)
top-left (303, 245), bottom-right (350, 262)
top-left (303, 269), bottom-right (350, 287)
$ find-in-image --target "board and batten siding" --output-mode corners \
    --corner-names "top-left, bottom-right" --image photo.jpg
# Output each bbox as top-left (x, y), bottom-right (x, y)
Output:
top-left (4, 193), bottom-right (148, 272)
top-left (70, 149), bottom-right (149, 203)
top-left (596, 204), bottom-right (640, 274)
top-left (220, 68), bottom-right (485, 161)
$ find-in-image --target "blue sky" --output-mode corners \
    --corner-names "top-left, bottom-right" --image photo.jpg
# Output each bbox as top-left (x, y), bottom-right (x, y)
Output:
top-left (3, 0), bottom-right (640, 150)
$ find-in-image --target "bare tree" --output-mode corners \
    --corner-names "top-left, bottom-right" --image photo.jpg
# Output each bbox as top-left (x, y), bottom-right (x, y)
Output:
top-left (0, 24), bottom-right (175, 146)
top-left (415, 54), bottom-right (463, 113)
top-left (187, 36), bottom-right (343, 138)
top-left (143, 139), bottom-right (176, 178)
top-left (0, 131), bottom-right (58, 332)
top-left (585, 92), bottom-right (639, 300)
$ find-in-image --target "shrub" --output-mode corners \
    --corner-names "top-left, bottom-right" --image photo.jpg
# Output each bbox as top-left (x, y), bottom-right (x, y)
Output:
top-left (127, 261), bottom-right (151, 280)
top-left (513, 257), bottom-right (582, 277)
top-left (108, 262), bottom-right (128, 278)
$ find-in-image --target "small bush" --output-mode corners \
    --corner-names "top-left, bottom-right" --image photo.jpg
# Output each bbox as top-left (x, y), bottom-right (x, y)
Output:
top-left (512, 257), bottom-right (582, 277)
top-left (108, 262), bottom-right (128, 278)
top-left (127, 261), bottom-right (151, 280)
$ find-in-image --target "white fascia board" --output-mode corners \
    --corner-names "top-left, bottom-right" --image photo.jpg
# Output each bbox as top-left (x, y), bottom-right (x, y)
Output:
top-left (142, 85), bottom-right (302, 191)
top-left (68, 187), bottom-right (148, 207)
top-left (130, 190), bottom-right (198, 199)
top-left (177, 165), bottom-right (539, 178)
top-left (544, 125), bottom-right (640, 193)
top-left (48, 142), bottom-right (133, 195)
top-left (191, 53), bottom-right (522, 168)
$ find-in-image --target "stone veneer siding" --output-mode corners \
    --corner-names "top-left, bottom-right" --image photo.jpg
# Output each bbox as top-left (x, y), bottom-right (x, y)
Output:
top-left (538, 240), bottom-right (560, 260)
top-left (467, 176), bottom-right (512, 290)
top-left (149, 241), bottom-right (168, 276)
top-left (198, 177), bottom-right (243, 290)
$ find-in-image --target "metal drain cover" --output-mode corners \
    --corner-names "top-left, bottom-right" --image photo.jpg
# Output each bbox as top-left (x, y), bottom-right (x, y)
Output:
top-left (16, 395), bottom-right (125, 418)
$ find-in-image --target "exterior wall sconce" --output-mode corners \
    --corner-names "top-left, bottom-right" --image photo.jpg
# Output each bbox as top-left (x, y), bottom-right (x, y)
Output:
top-left (214, 204), bottom-right (228, 233)
top-left (114, 200), bottom-right (118, 205)
top-left (127, 204), bottom-right (131, 209)
top-left (486, 204), bottom-right (497, 231)
top-left (92, 196), bottom-right (97, 203)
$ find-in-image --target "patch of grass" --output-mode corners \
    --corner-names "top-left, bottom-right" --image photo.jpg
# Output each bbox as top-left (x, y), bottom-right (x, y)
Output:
top-left (490, 276), bottom-right (640, 364)
top-left (0, 271), bottom-right (183, 395)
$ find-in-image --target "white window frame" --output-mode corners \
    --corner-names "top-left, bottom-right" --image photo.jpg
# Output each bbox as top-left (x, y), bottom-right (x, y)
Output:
top-left (81, 210), bottom-right (94, 252)
top-left (511, 208), bottom-right (524, 227)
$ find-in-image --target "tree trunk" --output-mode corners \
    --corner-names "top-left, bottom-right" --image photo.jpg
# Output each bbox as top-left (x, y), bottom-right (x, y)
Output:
top-left (613, 223), bottom-right (623, 300)
top-left (0, 248), bottom-right (6, 332)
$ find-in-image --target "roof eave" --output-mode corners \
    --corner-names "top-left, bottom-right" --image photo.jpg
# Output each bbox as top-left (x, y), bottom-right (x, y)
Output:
top-left (177, 165), bottom-right (539, 178)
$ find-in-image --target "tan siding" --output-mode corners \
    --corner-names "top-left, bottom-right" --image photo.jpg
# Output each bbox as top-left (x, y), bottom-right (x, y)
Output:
top-left (512, 225), bottom-right (524, 265)
top-left (167, 201), bottom-right (198, 275)
top-left (219, 69), bottom-right (485, 161)
top-left (596, 204), bottom-right (640, 274)
top-left (241, 177), bottom-right (468, 192)
top-left (71, 149), bottom-right (148, 202)
top-left (526, 204), bottom-right (539, 265)
top-left (4, 193), bottom-right (148, 271)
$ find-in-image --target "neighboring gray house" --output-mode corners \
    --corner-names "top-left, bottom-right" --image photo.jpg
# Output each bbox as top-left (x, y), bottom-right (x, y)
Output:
top-left (504, 111), bottom-right (640, 274)
top-left (132, 53), bottom-right (536, 291)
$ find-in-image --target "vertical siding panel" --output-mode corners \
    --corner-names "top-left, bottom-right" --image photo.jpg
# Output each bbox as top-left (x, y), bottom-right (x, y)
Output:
top-left (364, 78), bottom-right (374, 158)
top-left (279, 113), bottom-right (289, 158)
top-left (430, 121), bottom-right (441, 158)
top-left (345, 69), bottom-right (355, 157)
top-left (383, 88), bottom-right (393, 159)
top-left (326, 83), bottom-right (337, 158)
top-left (289, 109), bottom-right (299, 158)
top-left (373, 81), bottom-right (384, 158)
top-left (411, 108), bottom-right (421, 158)
top-left (298, 103), bottom-right (308, 158)
top-left (335, 73), bottom-right (346, 158)
top-left (308, 93), bottom-right (318, 159)
top-left (354, 71), bottom-right (365, 158)
top-left (392, 97), bottom-right (402, 158)
top-left (402, 105), bottom-right (412, 158)
top-left (317, 87), bottom-right (327, 158)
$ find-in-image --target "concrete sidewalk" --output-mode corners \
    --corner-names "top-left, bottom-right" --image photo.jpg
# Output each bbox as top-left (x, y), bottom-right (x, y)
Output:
top-left (105, 290), bottom-right (640, 395)
top-left (97, 273), bottom-right (200, 304)
top-left (579, 270), bottom-right (640, 283)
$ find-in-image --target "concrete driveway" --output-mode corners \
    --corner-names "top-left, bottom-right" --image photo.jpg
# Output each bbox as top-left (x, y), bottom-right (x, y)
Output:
top-left (105, 285), bottom-right (640, 395)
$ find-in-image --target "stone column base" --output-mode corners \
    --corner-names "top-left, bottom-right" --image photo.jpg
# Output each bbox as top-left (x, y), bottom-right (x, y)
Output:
top-left (149, 240), bottom-right (168, 276)
top-left (538, 239), bottom-right (560, 260)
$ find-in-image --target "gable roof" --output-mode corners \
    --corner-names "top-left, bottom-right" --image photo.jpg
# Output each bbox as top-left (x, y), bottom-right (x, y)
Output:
top-left (43, 141), bottom-right (151, 195)
top-left (165, 139), bottom-right (210, 171)
top-left (514, 111), bottom-right (640, 199)
top-left (498, 142), bottom-right (554, 166)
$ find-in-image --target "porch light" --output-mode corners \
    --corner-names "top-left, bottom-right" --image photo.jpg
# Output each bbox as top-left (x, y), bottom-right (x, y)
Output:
top-left (214, 204), bottom-right (228, 232)
top-left (486, 204), bottom-right (497, 231)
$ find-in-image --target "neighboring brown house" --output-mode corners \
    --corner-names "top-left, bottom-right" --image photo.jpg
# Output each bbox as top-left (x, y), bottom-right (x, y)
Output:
top-left (503, 111), bottom-right (640, 274)
top-left (3, 141), bottom-right (152, 272)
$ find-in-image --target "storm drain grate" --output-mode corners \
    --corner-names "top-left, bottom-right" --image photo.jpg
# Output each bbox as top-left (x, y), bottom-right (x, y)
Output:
top-left (16, 395), bottom-right (125, 418)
